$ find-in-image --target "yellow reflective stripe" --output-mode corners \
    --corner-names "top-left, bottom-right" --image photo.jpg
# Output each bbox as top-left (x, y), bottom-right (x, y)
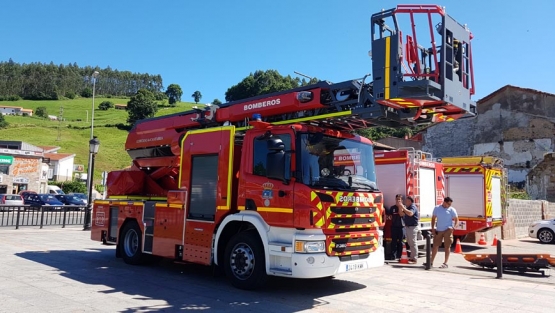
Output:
top-left (236, 206), bottom-right (292, 213)
top-left (385, 36), bottom-right (391, 99)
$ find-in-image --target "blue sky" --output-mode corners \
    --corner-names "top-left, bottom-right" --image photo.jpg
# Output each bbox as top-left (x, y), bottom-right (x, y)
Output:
top-left (1, 0), bottom-right (553, 104)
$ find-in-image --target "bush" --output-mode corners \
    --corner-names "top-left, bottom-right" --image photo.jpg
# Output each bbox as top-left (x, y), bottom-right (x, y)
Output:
top-left (50, 180), bottom-right (87, 194)
top-left (98, 101), bottom-right (114, 110)
top-left (65, 91), bottom-right (76, 99)
top-left (81, 87), bottom-right (93, 98)
top-left (0, 114), bottom-right (8, 128)
top-left (35, 106), bottom-right (48, 118)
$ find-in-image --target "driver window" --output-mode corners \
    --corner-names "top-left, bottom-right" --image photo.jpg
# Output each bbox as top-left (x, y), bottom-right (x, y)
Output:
top-left (253, 134), bottom-right (291, 176)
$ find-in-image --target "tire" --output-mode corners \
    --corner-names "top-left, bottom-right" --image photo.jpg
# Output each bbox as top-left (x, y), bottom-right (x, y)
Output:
top-left (537, 228), bottom-right (555, 244)
top-left (119, 222), bottom-right (145, 265)
top-left (224, 230), bottom-right (267, 290)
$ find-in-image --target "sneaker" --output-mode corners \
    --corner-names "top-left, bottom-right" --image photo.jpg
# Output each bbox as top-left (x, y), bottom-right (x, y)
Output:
top-left (408, 259), bottom-right (417, 264)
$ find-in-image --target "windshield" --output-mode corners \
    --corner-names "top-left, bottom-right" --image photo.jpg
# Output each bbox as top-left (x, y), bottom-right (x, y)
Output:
top-left (299, 133), bottom-right (378, 191)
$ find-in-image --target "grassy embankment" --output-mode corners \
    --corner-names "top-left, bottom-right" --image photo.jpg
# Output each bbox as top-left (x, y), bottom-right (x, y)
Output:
top-left (0, 98), bottom-right (200, 184)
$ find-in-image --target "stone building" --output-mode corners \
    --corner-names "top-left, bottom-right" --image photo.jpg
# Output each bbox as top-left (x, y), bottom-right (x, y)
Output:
top-left (0, 141), bottom-right (49, 194)
top-left (526, 153), bottom-right (555, 201)
top-left (422, 85), bottom-right (555, 186)
top-left (0, 141), bottom-right (76, 194)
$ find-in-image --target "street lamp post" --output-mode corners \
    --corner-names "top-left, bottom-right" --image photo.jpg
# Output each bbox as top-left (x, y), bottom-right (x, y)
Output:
top-left (86, 71), bottom-right (99, 201)
top-left (90, 71), bottom-right (99, 139)
top-left (84, 136), bottom-right (100, 231)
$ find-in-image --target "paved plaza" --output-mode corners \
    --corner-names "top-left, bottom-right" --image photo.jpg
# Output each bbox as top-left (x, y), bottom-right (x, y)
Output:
top-left (0, 226), bottom-right (554, 312)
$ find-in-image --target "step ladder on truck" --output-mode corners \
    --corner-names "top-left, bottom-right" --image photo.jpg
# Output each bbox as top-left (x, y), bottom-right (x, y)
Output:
top-left (375, 148), bottom-right (445, 254)
top-left (89, 4), bottom-right (476, 290)
top-left (438, 156), bottom-right (508, 242)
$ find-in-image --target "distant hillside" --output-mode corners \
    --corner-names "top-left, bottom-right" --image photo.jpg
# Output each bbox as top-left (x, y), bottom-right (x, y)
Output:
top-left (0, 98), bottom-right (200, 184)
top-left (0, 60), bottom-right (164, 100)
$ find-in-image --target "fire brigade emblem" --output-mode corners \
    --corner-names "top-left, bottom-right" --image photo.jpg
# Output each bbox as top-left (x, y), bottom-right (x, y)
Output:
top-left (262, 182), bottom-right (274, 207)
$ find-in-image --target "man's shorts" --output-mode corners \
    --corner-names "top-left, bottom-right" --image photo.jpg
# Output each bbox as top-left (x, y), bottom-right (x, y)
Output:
top-left (433, 228), bottom-right (454, 248)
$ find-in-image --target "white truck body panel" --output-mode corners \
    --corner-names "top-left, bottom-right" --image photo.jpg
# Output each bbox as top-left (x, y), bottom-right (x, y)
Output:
top-left (491, 176), bottom-right (502, 219)
top-left (418, 167), bottom-right (436, 220)
top-left (375, 163), bottom-right (406, 209)
top-left (445, 174), bottom-right (484, 217)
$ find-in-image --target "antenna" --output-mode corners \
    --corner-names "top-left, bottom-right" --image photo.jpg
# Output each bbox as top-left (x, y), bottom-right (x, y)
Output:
top-left (294, 71), bottom-right (314, 80)
top-left (57, 106), bottom-right (63, 141)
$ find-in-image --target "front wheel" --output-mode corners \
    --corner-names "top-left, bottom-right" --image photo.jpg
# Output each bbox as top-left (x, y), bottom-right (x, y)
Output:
top-left (119, 222), bottom-right (145, 265)
top-left (224, 230), bottom-right (267, 290)
top-left (537, 228), bottom-right (555, 244)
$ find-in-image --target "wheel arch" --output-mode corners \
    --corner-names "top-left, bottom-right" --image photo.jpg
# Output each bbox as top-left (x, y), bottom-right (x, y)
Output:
top-left (214, 212), bottom-right (270, 271)
top-left (116, 218), bottom-right (142, 258)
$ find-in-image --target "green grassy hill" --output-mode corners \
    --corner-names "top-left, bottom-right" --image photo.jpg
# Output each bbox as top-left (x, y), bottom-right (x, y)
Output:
top-left (0, 97), bottom-right (201, 183)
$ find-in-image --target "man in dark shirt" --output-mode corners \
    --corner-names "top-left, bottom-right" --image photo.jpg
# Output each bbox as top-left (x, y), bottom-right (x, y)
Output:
top-left (399, 196), bottom-right (419, 263)
top-left (386, 194), bottom-right (405, 260)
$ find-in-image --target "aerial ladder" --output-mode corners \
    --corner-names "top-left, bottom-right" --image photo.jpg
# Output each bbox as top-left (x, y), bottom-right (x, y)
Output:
top-left (118, 4), bottom-right (476, 197)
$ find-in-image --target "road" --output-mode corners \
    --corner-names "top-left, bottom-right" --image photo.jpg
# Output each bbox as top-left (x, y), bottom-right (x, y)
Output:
top-left (0, 226), bottom-right (554, 312)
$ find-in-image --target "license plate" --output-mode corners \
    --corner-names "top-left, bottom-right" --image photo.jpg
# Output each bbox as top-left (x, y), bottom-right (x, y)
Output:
top-left (346, 262), bottom-right (365, 272)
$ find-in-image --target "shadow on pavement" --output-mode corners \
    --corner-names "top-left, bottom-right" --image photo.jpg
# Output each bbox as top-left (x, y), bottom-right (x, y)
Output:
top-left (15, 247), bottom-right (366, 312)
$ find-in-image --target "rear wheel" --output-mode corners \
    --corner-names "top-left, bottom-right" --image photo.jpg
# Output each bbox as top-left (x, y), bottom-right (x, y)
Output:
top-left (119, 222), bottom-right (145, 265)
top-left (224, 230), bottom-right (267, 290)
top-left (537, 228), bottom-right (555, 244)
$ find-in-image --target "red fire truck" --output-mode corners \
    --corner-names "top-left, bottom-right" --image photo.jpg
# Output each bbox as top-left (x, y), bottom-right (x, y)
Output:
top-left (375, 148), bottom-right (444, 247)
top-left (90, 4), bottom-right (476, 289)
top-left (440, 156), bottom-right (507, 241)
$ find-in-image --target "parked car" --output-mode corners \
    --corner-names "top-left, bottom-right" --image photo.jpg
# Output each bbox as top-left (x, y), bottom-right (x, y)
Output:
top-left (0, 194), bottom-right (24, 211)
top-left (23, 193), bottom-right (64, 210)
top-left (19, 190), bottom-right (37, 198)
top-left (54, 194), bottom-right (86, 210)
top-left (528, 218), bottom-right (555, 244)
top-left (68, 193), bottom-right (88, 204)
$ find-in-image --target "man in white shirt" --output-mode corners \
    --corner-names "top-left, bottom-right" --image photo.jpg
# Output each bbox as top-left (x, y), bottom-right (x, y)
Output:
top-left (431, 197), bottom-right (459, 269)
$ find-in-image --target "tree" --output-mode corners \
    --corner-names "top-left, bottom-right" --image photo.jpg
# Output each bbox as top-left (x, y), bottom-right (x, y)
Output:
top-left (98, 101), bottom-right (114, 111)
top-left (35, 106), bottom-right (48, 118)
top-left (126, 89), bottom-right (158, 125)
top-left (225, 69), bottom-right (312, 102)
top-left (165, 84), bottom-right (183, 105)
top-left (191, 90), bottom-right (202, 104)
top-left (0, 114), bottom-right (8, 129)
top-left (212, 98), bottom-right (222, 105)
top-left (81, 87), bottom-right (93, 98)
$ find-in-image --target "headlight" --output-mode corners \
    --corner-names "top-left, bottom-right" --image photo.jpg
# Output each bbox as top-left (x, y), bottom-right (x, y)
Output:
top-left (530, 223), bottom-right (539, 228)
top-left (295, 240), bottom-right (325, 253)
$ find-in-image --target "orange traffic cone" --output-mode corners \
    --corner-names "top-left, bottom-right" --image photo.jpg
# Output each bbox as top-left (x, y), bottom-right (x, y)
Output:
top-left (454, 238), bottom-right (463, 254)
top-left (399, 245), bottom-right (409, 264)
top-left (491, 234), bottom-right (498, 246)
top-left (477, 233), bottom-right (487, 245)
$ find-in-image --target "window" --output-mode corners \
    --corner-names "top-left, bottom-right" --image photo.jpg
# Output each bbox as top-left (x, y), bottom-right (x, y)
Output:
top-left (188, 155), bottom-right (218, 221)
top-left (0, 165), bottom-right (9, 175)
top-left (253, 134), bottom-right (291, 176)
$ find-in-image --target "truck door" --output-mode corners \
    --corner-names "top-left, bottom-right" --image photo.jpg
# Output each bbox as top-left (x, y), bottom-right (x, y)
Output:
top-left (179, 126), bottom-right (235, 265)
top-left (239, 130), bottom-right (295, 227)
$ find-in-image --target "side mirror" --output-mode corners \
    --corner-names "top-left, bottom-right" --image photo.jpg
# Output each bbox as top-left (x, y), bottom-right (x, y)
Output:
top-left (267, 138), bottom-right (285, 151)
top-left (266, 151), bottom-right (285, 182)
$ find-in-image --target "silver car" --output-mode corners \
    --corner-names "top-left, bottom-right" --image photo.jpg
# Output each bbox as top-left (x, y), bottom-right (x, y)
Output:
top-left (0, 194), bottom-right (24, 211)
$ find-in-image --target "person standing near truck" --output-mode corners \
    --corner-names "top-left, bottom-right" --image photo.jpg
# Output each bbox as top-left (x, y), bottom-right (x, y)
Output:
top-left (399, 196), bottom-right (419, 263)
top-left (386, 194), bottom-right (405, 260)
top-left (431, 197), bottom-right (459, 269)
